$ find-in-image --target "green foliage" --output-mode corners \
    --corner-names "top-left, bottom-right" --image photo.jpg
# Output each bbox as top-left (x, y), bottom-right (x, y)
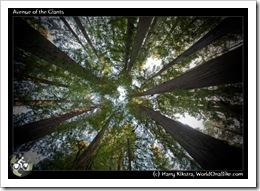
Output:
top-left (14, 16), bottom-right (243, 170)
top-left (35, 151), bottom-right (75, 170)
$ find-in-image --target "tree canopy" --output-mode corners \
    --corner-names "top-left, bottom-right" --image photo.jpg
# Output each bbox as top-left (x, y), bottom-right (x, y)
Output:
top-left (12, 16), bottom-right (244, 171)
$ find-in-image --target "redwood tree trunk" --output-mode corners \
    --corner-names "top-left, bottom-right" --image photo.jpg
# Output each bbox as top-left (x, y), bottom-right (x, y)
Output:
top-left (14, 72), bottom-right (68, 88)
top-left (136, 46), bottom-right (242, 96)
top-left (124, 17), bottom-right (135, 71)
top-left (138, 104), bottom-right (243, 170)
top-left (14, 105), bottom-right (100, 147)
top-left (151, 17), bottom-right (242, 78)
top-left (14, 100), bottom-right (71, 106)
top-left (60, 17), bottom-right (86, 51)
top-left (127, 17), bottom-right (153, 72)
top-left (143, 17), bottom-right (158, 46)
top-left (117, 147), bottom-right (125, 171)
top-left (13, 17), bottom-right (97, 83)
top-left (73, 16), bottom-right (98, 57)
top-left (127, 138), bottom-right (132, 171)
top-left (73, 112), bottom-right (115, 170)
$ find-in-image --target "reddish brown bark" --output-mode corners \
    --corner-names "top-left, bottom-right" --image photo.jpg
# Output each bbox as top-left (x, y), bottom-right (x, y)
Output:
top-left (142, 17), bottom-right (158, 46)
top-left (73, 112), bottom-right (116, 170)
top-left (73, 16), bottom-right (98, 57)
top-left (151, 17), bottom-right (242, 79)
top-left (136, 46), bottom-right (242, 96)
top-left (127, 17), bottom-right (153, 72)
top-left (14, 105), bottom-right (100, 147)
top-left (14, 72), bottom-right (68, 88)
top-left (13, 17), bottom-right (97, 82)
top-left (14, 100), bottom-right (70, 106)
top-left (124, 17), bottom-right (135, 71)
top-left (138, 104), bottom-right (242, 170)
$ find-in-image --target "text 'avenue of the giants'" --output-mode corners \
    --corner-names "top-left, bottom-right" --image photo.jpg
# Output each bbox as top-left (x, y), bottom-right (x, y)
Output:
top-left (12, 9), bottom-right (64, 15)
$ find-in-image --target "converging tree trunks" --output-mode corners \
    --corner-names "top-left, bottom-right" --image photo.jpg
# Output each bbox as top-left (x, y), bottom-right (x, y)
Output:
top-left (12, 16), bottom-right (244, 172)
top-left (138, 104), bottom-right (243, 170)
top-left (136, 46), bottom-right (243, 96)
top-left (14, 105), bottom-right (100, 147)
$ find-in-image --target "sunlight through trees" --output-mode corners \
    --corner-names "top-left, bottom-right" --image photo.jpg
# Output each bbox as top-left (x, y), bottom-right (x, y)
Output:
top-left (13, 16), bottom-right (244, 171)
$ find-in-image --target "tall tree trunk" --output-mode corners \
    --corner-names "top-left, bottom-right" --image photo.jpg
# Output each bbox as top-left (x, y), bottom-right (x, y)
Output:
top-left (60, 17), bottom-right (87, 52)
top-left (142, 17), bottom-right (158, 47)
top-left (13, 17), bottom-right (98, 83)
top-left (73, 16), bottom-right (98, 57)
top-left (14, 72), bottom-right (68, 88)
top-left (117, 147), bottom-right (125, 171)
top-left (127, 138), bottom-right (132, 171)
top-left (127, 17), bottom-right (153, 72)
top-left (14, 105), bottom-right (100, 147)
top-left (138, 104), bottom-right (242, 170)
top-left (14, 100), bottom-right (71, 106)
top-left (73, 112), bottom-right (116, 170)
top-left (155, 125), bottom-right (203, 170)
top-left (150, 17), bottom-right (242, 79)
top-left (74, 140), bottom-right (88, 163)
top-left (136, 46), bottom-right (242, 96)
top-left (14, 99), bottom-right (90, 106)
top-left (14, 47), bottom-right (74, 82)
top-left (123, 17), bottom-right (135, 71)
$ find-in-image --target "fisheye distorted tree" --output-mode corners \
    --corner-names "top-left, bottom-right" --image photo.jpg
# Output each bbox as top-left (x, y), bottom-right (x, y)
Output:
top-left (13, 16), bottom-right (244, 171)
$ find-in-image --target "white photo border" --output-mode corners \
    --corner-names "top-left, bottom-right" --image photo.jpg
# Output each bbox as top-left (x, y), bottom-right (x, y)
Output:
top-left (1, 0), bottom-right (256, 188)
